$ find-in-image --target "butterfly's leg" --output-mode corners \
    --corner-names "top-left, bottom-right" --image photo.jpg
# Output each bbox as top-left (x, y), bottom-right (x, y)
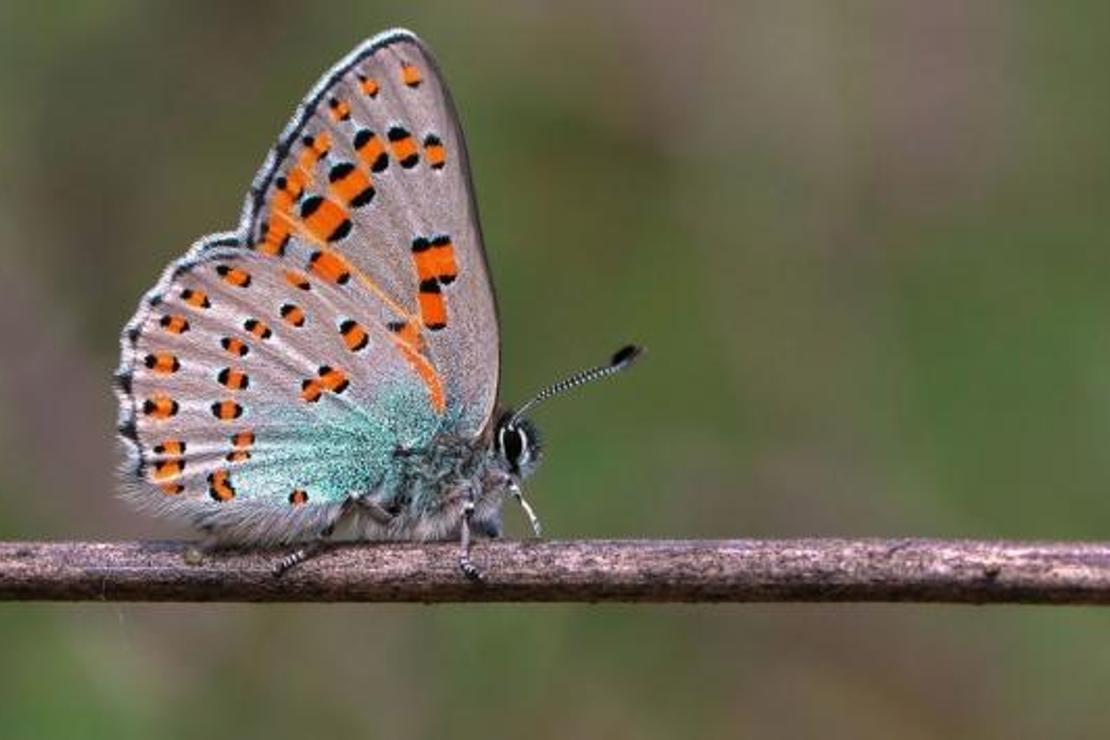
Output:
top-left (274, 540), bottom-right (325, 575)
top-left (353, 496), bottom-right (396, 525)
top-left (273, 497), bottom-right (356, 576)
top-left (510, 481), bottom-right (543, 538)
top-left (459, 493), bottom-right (482, 581)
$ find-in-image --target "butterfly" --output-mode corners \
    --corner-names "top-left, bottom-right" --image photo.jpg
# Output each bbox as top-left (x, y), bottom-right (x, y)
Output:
top-left (113, 28), bottom-right (641, 579)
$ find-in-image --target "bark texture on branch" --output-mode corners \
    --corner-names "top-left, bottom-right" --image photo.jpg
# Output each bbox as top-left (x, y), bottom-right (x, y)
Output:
top-left (2, 539), bottom-right (1109, 604)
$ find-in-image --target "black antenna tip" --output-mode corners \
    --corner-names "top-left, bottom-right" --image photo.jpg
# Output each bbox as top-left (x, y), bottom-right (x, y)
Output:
top-left (611, 344), bottom-right (643, 368)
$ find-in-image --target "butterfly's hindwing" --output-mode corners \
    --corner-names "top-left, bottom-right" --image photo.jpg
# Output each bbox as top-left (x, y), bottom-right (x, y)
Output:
top-left (117, 243), bottom-right (454, 542)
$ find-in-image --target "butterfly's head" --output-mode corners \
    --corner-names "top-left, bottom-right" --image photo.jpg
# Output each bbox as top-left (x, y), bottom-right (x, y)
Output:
top-left (493, 412), bottom-right (542, 479)
top-left (493, 344), bottom-right (643, 482)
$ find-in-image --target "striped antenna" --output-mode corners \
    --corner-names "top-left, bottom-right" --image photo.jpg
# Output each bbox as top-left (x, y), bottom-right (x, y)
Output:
top-left (510, 345), bottom-right (643, 426)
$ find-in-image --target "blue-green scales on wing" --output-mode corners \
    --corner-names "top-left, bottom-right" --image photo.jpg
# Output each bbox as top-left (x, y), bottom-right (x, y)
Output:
top-left (113, 29), bottom-right (641, 578)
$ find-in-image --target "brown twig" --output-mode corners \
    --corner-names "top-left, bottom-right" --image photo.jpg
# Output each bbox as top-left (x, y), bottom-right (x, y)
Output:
top-left (2, 539), bottom-right (1110, 604)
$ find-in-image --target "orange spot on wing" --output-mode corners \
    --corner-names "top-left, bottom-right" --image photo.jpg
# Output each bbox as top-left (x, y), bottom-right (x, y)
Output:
top-left (152, 459), bottom-right (183, 481)
top-left (328, 163), bottom-right (375, 207)
top-left (301, 367), bottom-right (349, 402)
top-left (212, 400), bottom-right (243, 421)
top-left (284, 167), bottom-right (310, 202)
top-left (208, 469), bottom-right (236, 501)
top-left (417, 290), bottom-right (447, 330)
top-left (388, 128), bottom-right (419, 168)
top-left (412, 237), bottom-right (458, 283)
top-left (308, 249), bottom-right (352, 285)
top-left (217, 265), bottom-right (251, 287)
top-left (355, 130), bottom-right (388, 172)
top-left (181, 289), bottom-right (210, 309)
top-left (244, 318), bottom-right (272, 340)
top-left (259, 218), bottom-right (290, 256)
top-left (301, 379), bottom-right (323, 403)
top-left (144, 352), bottom-right (180, 375)
top-left (318, 366), bottom-right (348, 393)
top-left (217, 367), bottom-right (249, 390)
top-left (280, 304), bottom-right (306, 327)
top-left (423, 135), bottom-right (446, 169)
top-left (159, 315), bottom-right (190, 334)
top-left (301, 197), bottom-right (351, 243)
top-left (154, 440), bottom-right (185, 456)
top-left (429, 238), bottom-right (458, 281)
top-left (143, 394), bottom-right (178, 420)
top-left (284, 270), bottom-right (312, 291)
top-left (401, 63), bottom-right (422, 87)
top-left (302, 133), bottom-right (331, 161)
top-left (221, 337), bottom-right (249, 357)
top-left (358, 74), bottom-right (379, 97)
top-left (412, 251), bottom-right (436, 282)
top-left (275, 174), bottom-right (304, 205)
top-left (340, 319), bottom-right (369, 352)
top-left (328, 97), bottom-right (351, 122)
top-left (392, 137), bottom-right (417, 164)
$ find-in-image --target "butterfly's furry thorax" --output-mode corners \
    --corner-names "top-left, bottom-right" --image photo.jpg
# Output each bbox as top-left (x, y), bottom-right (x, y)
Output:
top-left (377, 412), bottom-right (541, 541)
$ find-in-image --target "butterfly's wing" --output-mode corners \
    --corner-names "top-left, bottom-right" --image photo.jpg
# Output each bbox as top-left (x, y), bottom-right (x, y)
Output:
top-left (116, 243), bottom-right (452, 543)
top-left (114, 30), bottom-right (498, 542)
top-left (243, 29), bottom-right (499, 434)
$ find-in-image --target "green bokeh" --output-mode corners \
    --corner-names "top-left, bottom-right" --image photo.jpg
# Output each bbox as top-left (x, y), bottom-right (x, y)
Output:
top-left (1, 1), bottom-right (1109, 737)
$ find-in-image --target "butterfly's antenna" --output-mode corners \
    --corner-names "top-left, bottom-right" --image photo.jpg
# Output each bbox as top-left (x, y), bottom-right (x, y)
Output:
top-left (510, 344), bottom-right (643, 425)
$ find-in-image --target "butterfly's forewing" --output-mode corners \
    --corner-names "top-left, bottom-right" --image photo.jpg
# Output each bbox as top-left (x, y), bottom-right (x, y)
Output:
top-left (243, 30), bottom-right (499, 435)
top-left (115, 30), bottom-right (499, 539)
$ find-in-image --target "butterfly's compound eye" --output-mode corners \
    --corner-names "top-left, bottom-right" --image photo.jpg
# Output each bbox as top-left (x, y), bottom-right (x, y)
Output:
top-left (496, 414), bottom-right (541, 476)
top-left (501, 425), bottom-right (525, 467)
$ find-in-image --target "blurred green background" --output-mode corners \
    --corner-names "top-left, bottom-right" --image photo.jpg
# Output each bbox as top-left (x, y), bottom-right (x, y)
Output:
top-left (2, 1), bottom-right (1110, 737)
